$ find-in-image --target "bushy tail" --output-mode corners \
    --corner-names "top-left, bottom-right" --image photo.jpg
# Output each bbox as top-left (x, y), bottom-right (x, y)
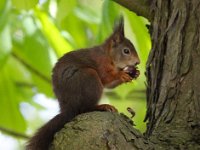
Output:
top-left (26, 111), bottom-right (74, 150)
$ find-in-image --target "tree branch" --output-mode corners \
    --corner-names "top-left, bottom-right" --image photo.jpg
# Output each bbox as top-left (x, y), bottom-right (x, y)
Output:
top-left (0, 127), bottom-right (30, 139)
top-left (51, 112), bottom-right (154, 149)
top-left (111, 0), bottom-right (151, 21)
top-left (12, 52), bottom-right (51, 84)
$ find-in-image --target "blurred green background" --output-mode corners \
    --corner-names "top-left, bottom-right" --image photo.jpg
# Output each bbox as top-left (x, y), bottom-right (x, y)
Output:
top-left (0, 0), bottom-right (151, 149)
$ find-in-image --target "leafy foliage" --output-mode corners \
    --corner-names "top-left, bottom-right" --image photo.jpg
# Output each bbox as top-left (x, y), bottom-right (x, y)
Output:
top-left (0, 0), bottom-right (151, 144)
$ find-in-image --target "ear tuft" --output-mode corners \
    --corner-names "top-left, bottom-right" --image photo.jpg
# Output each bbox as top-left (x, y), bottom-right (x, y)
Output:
top-left (104, 16), bottom-right (125, 49)
top-left (113, 16), bottom-right (124, 37)
top-left (110, 16), bottom-right (125, 46)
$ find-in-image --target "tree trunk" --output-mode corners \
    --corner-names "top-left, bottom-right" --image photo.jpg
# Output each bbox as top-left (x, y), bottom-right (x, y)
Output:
top-left (52, 0), bottom-right (200, 149)
top-left (145, 0), bottom-right (200, 149)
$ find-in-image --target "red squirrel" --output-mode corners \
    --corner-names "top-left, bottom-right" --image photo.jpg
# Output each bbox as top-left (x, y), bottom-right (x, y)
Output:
top-left (26, 17), bottom-right (140, 150)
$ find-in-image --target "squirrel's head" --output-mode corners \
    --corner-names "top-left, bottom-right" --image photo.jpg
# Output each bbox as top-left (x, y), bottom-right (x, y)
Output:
top-left (105, 17), bottom-right (140, 78)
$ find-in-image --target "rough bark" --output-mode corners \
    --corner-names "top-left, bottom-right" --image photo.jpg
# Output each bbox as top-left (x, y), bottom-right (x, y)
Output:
top-left (51, 112), bottom-right (153, 150)
top-left (51, 0), bottom-right (200, 149)
top-left (145, 0), bottom-right (200, 149)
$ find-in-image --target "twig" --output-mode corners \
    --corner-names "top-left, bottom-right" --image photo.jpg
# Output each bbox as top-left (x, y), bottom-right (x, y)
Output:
top-left (111, 0), bottom-right (151, 21)
top-left (15, 82), bottom-right (35, 88)
top-left (0, 127), bottom-right (30, 139)
top-left (12, 52), bottom-right (51, 84)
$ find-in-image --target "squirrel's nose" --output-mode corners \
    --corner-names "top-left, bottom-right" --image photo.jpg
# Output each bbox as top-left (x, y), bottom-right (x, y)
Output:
top-left (134, 57), bottom-right (140, 66)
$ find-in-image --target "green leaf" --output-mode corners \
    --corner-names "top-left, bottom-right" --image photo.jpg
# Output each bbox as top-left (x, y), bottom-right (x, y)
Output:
top-left (56, 0), bottom-right (77, 25)
top-left (0, 25), bottom-right (12, 68)
top-left (60, 14), bottom-right (89, 48)
top-left (31, 73), bottom-right (53, 97)
top-left (0, 57), bottom-right (27, 133)
top-left (0, 0), bottom-right (6, 12)
top-left (12, 37), bottom-right (53, 97)
top-left (112, 83), bottom-right (139, 99)
top-left (13, 35), bottom-right (52, 79)
top-left (96, 0), bottom-right (120, 43)
top-left (9, 56), bottom-right (35, 102)
top-left (11, 14), bottom-right (56, 96)
top-left (11, 0), bottom-right (38, 10)
top-left (74, 6), bottom-right (100, 24)
top-left (34, 8), bottom-right (74, 57)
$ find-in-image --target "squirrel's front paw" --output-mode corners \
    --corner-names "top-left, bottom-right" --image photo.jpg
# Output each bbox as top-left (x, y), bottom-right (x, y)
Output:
top-left (120, 72), bottom-right (132, 82)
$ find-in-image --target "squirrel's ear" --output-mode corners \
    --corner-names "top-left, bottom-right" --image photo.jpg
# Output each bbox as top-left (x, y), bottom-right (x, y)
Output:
top-left (111, 16), bottom-right (125, 45)
top-left (114, 16), bottom-right (124, 37)
top-left (104, 16), bottom-right (125, 48)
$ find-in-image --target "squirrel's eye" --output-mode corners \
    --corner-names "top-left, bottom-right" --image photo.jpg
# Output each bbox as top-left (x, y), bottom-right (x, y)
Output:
top-left (123, 48), bottom-right (131, 55)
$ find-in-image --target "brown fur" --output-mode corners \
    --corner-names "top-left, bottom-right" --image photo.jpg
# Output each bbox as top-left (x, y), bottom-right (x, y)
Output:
top-left (26, 17), bottom-right (140, 150)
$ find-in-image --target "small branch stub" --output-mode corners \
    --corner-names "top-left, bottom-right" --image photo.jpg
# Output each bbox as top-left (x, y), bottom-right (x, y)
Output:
top-left (111, 0), bottom-right (151, 21)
